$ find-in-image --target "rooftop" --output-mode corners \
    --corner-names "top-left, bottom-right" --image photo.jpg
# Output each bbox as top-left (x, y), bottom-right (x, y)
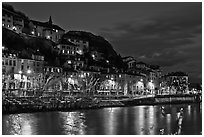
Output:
top-left (31, 19), bottom-right (65, 31)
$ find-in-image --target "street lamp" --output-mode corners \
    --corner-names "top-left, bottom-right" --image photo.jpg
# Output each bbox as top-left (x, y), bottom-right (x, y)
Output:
top-left (27, 69), bottom-right (31, 74)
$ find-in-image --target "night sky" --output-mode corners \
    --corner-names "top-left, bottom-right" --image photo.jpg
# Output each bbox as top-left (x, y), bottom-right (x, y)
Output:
top-left (6, 2), bottom-right (202, 83)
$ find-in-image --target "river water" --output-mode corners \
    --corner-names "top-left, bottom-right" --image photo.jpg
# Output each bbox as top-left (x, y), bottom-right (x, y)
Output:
top-left (2, 103), bottom-right (202, 135)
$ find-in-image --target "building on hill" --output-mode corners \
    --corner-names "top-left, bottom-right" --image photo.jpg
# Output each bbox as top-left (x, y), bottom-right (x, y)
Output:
top-left (63, 36), bottom-right (89, 55)
top-left (57, 39), bottom-right (86, 70)
top-left (30, 16), bottom-right (65, 43)
top-left (57, 39), bottom-right (79, 56)
top-left (122, 56), bottom-right (137, 69)
top-left (2, 4), bottom-right (26, 33)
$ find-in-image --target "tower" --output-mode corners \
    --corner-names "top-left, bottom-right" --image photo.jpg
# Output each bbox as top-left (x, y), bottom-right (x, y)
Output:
top-left (48, 16), bottom-right (52, 25)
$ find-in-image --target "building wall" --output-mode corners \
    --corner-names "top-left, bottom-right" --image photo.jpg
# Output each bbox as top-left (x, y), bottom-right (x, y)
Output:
top-left (2, 53), bottom-right (45, 90)
top-left (31, 22), bottom-right (65, 43)
top-left (2, 12), bottom-right (14, 30)
top-left (2, 10), bottom-right (24, 33)
top-left (98, 73), bottom-right (145, 95)
top-left (161, 75), bottom-right (189, 94)
top-left (57, 44), bottom-right (79, 56)
top-left (67, 38), bottom-right (89, 55)
top-left (44, 29), bottom-right (64, 43)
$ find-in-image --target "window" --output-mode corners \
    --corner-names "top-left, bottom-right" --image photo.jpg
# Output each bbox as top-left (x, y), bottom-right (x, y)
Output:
top-left (8, 24), bottom-right (10, 28)
top-left (21, 65), bottom-right (24, 70)
top-left (2, 18), bottom-right (5, 21)
top-left (5, 60), bottom-right (8, 65)
top-left (7, 20), bottom-right (11, 22)
top-left (9, 60), bottom-right (12, 66)
top-left (13, 60), bottom-right (16, 66)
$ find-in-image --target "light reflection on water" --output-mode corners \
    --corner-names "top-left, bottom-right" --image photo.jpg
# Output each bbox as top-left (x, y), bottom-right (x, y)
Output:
top-left (2, 103), bottom-right (202, 135)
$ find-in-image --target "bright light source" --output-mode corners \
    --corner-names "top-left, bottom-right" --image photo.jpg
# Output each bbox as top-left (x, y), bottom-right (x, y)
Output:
top-left (68, 60), bottom-right (71, 64)
top-left (47, 35), bottom-right (50, 39)
top-left (27, 70), bottom-right (31, 74)
top-left (140, 78), bottom-right (143, 82)
top-left (12, 26), bottom-right (16, 30)
top-left (106, 60), bottom-right (109, 63)
top-left (19, 71), bottom-right (22, 74)
top-left (2, 46), bottom-right (5, 50)
top-left (31, 31), bottom-right (35, 35)
top-left (77, 50), bottom-right (83, 55)
top-left (92, 54), bottom-right (95, 59)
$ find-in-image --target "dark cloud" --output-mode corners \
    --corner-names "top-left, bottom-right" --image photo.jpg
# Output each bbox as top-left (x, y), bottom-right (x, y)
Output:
top-left (100, 3), bottom-right (201, 83)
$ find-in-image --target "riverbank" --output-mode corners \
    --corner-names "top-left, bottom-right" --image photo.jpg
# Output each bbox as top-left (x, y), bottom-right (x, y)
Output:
top-left (121, 94), bottom-right (201, 106)
top-left (2, 94), bottom-right (201, 114)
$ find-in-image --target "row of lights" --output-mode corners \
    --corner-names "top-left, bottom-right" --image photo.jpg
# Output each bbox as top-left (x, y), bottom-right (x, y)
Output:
top-left (19, 69), bottom-right (32, 74)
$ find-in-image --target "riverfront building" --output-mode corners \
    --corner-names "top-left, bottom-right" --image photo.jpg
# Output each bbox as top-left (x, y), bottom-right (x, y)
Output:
top-left (122, 56), bottom-right (162, 93)
top-left (98, 72), bottom-right (145, 96)
top-left (2, 50), bottom-right (45, 90)
top-left (160, 72), bottom-right (189, 94)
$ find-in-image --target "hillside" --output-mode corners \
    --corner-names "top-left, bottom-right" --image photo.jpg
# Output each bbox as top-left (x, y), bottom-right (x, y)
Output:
top-left (62, 31), bottom-right (125, 69)
top-left (2, 28), bottom-right (126, 69)
top-left (2, 28), bottom-right (59, 66)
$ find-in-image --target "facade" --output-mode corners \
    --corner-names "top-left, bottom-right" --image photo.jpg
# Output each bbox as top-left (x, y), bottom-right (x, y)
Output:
top-left (98, 73), bottom-right (145, 96)
top-left (30, 16), bottom-right (65, 43)
top-left (57, 39), bottom-right (79, 56)
top-left (123, 56), bottom-right (162, 93)
top-left (122, 56), bottom-right (137, 69)
top-left (65, 37), bottom-right (89, 55)
top-left (57, 39), bottom-right (86, 70)
top-left (2, 52), bottom-right (45, 90)
top-left (44, 66), bottom-right (63, 74)
top-left (161, 72), bottom-right (189, 94)
top-left (2, 4), bottom-right (25, 33)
